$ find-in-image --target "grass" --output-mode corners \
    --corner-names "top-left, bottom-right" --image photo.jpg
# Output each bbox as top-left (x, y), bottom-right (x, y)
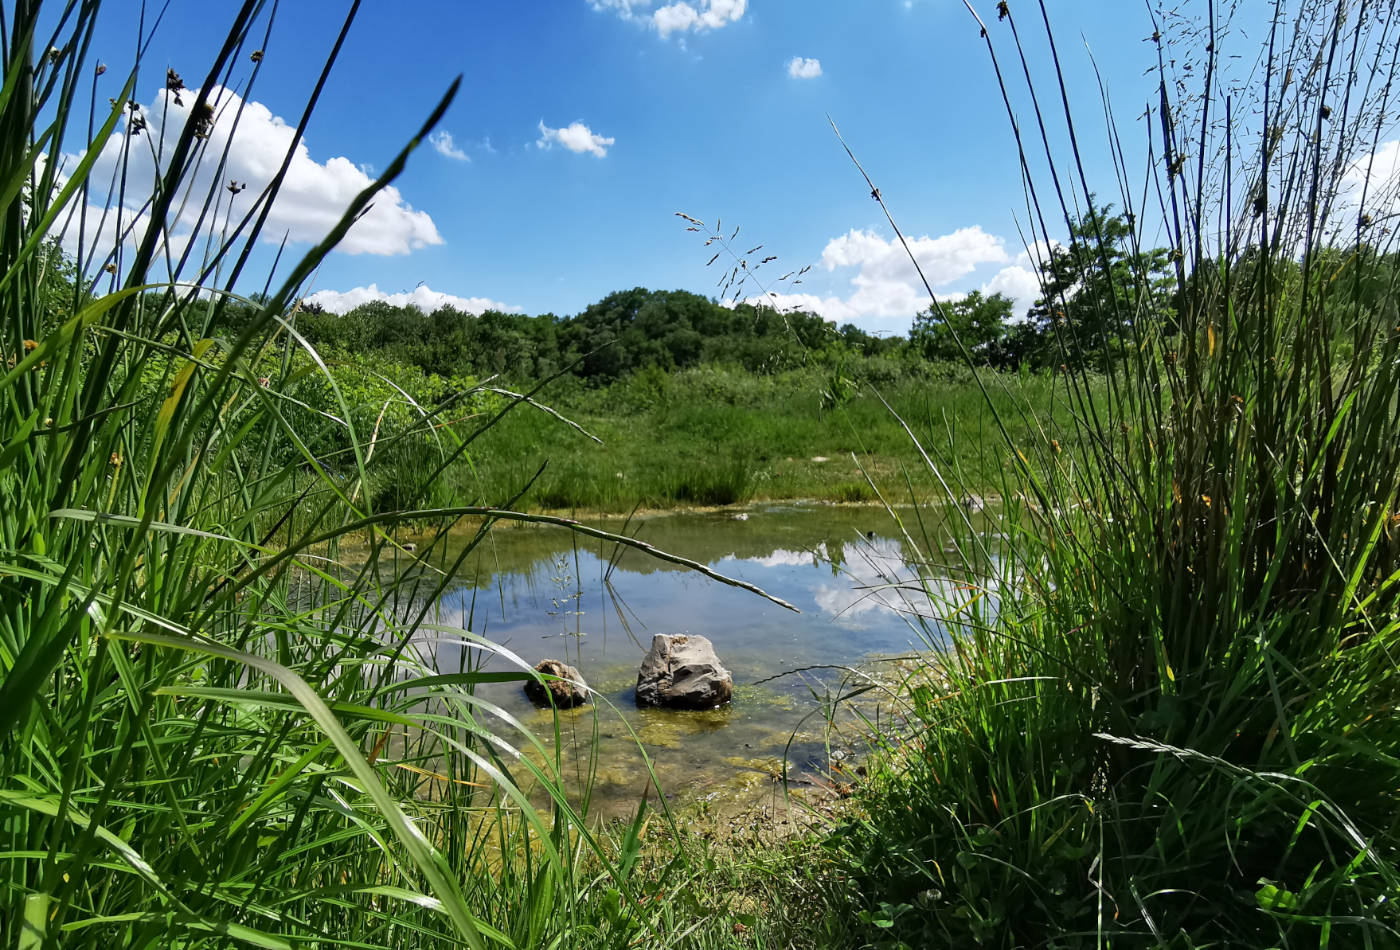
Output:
top-left (449, 364), bottom-right (1081, 512)
top-left (795, 1), bottom-right (1400, 947)
top-left (0, 4), bottom-right (785, 947)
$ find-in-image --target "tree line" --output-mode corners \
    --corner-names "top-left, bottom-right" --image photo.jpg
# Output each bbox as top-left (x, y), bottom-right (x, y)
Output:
top-left (291, 287), bottom-right (913, 384)
top-left (65, 204), bottom-right (1390, 387)
top-left (282, 206), bottom-right (1196, 383)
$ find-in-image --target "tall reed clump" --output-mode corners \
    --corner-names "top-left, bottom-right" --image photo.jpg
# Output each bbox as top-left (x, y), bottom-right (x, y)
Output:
top-left (825, 1), bottom-right (1400, 946)
top-left (0, 3), bottom-right (761, 947)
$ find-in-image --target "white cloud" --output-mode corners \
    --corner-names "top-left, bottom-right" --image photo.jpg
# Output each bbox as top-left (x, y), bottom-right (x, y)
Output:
top-left (979, 242), bottom-right (1056, 316)
top-left (746, 226), bottom-right (1041, 329)
top-left (63, 86), bottom-right (441, 259)
top-left (305, 283), bottom-right (521, 315)
top-left (1342, 139), bottom-right (1400, 226)
top-left (590, 0), bottom-right (650, 15)
top-left (651, 3), bottom-right (699, 34)
top-left (654, 0), bottom-right (745, 36)
top-left (980, 264), bottom-right (1040, 313)
top-left (787, 56), bottom-right (822, 79)
top-left (536, 119), bottom-right (615, 157)
top-left (589, 0), bottom-right (746, 37)
top-left (749, 292), bottom-right (859, 322)
top-left (428, 130), bottom-right (469, 161)
top-left (818, 226), bottom-right (1009, 318)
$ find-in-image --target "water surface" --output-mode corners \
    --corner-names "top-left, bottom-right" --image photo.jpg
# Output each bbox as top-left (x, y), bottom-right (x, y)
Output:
top-left (421, 502), bottom-right (980, 818)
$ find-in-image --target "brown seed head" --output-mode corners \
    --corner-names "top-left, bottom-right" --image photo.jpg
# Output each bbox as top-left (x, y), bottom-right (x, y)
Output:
top-left (192, 101), bottom-right (215, 139)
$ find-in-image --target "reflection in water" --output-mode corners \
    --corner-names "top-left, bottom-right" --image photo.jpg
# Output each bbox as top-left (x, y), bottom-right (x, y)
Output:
top-left (412, 502), bottom-right (996, 819)
top-left (811, 537), bottom-right (929, 621)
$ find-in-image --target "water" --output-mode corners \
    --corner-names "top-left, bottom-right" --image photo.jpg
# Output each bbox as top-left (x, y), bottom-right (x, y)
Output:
top-left (418, 502), bottom-right (985, 820)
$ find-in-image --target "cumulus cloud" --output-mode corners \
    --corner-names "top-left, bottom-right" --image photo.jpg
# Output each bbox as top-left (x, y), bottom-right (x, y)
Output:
top-left (428, 130), bottom-right (469, 161)
top-left (536, 119), bottom-right (615, 157)
top-left (979, 242), bottom-right (1056, 316)
top-left (749, 291), bottom-right (859, 322)
top-left (819, 226), bottom-right (1009, 317)
top-left (67, 85), bottom-right (441, 258)
top-left (655, 0), bottom-right (746, 36)
top-left (1341, 139), bottom-right (1400, 223)
top-left (304, 283), bottom-right (521, 315)
top-left (589, 0), bottom-right (746, 37)
top-left (589, 0), bottom-right (650, 15)
top-left (749, 228), bottom-right (1061, 328)
top-left (980, 264), bottom-right (1040, 312)
top-left (787, 56), bottom-right (822, 79)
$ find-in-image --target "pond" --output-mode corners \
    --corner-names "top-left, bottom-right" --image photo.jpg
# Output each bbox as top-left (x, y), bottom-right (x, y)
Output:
top-left (419, 501), bottom-right (990, 822)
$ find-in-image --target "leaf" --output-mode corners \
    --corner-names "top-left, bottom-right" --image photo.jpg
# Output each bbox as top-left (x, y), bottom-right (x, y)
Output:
top-left (20, 893), bottom-right (46, 950)
top-left (109, 632), bottom-right (494, 950)
top-left (153, 338), bottom-right (216, 453)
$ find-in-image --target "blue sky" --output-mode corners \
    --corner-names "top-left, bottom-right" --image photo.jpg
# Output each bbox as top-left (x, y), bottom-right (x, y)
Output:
top-left (69, 1), bottom-right (1183, 335)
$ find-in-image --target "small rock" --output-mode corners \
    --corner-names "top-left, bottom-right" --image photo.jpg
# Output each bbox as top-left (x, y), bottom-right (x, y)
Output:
top-left (523, 659), bottom-right (590, 709)
top-left (635, 633), bottom-right (733, 709)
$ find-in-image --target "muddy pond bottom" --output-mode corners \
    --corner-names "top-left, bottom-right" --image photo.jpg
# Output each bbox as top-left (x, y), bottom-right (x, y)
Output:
top-left (421, 502), bottom-right (978, 821)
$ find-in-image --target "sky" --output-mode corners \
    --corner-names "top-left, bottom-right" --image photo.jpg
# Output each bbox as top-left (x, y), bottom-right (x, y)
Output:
top-left (61, 0), bottom-right (1193, 336)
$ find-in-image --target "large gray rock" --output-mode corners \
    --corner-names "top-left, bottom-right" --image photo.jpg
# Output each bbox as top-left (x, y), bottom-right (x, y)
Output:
top-left (524, 659), bottom-right (590, 709)
top-left (635, 634), bottom-right (733, 709)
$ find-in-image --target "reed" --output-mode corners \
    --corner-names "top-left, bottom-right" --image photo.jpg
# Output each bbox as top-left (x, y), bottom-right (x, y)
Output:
top-left (0, 4), bottom-right (784, 947)
top-left (821, 0), bottom-right (1400, 946)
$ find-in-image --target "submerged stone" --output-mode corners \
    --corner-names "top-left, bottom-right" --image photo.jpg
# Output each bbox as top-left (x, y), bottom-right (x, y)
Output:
top-left (635, 633), bottom-right (733, 709)
top-left (523, 658), bottom-right (590, 709)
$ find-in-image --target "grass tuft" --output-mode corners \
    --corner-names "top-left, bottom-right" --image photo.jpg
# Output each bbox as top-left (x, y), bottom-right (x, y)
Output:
top-left (814, 1), bottom-right (1400, 946)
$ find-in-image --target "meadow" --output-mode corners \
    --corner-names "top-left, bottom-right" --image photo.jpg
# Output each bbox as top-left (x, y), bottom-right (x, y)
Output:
top-left (439, 364), bottom-right (1071, 512)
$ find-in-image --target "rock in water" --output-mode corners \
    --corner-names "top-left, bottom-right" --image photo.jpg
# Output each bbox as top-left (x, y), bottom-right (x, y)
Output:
top-left (635, 634), bottom-right (733, 709)
top-left (524, 659), bottom-right (590, 709)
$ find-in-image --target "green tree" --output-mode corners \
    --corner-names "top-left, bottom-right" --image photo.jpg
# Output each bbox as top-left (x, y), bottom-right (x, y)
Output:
top-left (1027, 205), bottom-right (1174, 368)
top-left (910, 290), bottom-right (1013, 363)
